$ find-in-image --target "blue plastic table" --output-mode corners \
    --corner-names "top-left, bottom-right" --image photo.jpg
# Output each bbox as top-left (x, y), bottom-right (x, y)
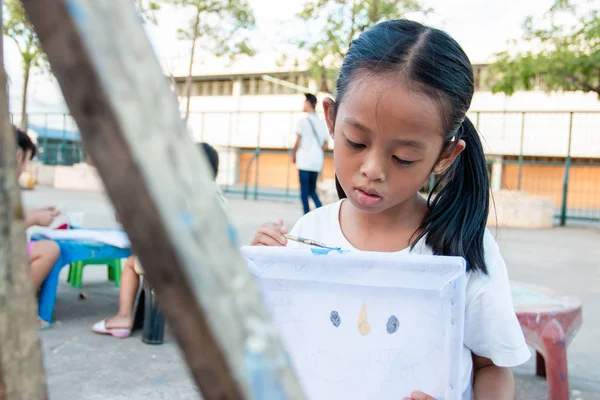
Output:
top-left (31, 231), bottom-right (131, 323)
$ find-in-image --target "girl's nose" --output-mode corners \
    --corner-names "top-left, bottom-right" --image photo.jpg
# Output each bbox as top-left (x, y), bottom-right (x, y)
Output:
top-left (359, 153), bottom-right (386, 182)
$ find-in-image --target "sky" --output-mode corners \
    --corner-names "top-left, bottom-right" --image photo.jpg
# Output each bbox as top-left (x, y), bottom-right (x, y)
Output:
top-left (4, 0), bottom-right (555, 114)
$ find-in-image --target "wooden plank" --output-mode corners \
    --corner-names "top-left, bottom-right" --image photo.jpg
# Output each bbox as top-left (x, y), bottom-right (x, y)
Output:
top-left (0, 1), bottom-right (48, 397)
top-left (20, 1), bottom-right (305, 399)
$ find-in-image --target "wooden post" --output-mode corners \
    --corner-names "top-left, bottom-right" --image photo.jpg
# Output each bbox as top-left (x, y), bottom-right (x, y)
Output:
top-left (20, 1), bottom-right (305, 399)
top-left (0, 1), bottom-right (48, 397)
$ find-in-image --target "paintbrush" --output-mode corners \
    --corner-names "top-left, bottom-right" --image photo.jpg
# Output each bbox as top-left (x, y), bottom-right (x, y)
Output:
top-left (283, 234), bottom-right (341, 250)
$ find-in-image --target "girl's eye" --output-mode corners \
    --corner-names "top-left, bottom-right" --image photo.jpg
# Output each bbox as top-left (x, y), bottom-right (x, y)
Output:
top-left (346, 138), bottom-right (366, 149)
top-left (392, 156), bottom-right (415, 166)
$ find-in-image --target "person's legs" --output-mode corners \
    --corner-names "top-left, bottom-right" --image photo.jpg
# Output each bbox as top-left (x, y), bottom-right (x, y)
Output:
top-left (308, 171), bottom-right (322, 209)
top-left (103, 255), bottom-right (140, 330)
top-left (30, 240), bottom-right (60, 292)
top-left (299, 169), bottom-right (311, 214)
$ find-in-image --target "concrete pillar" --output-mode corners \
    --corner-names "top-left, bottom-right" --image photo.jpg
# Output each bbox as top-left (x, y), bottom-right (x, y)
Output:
top-left (232, 78), bottom-right (242, 97)
top-left (307, 78), bottom-right (319, 94)
top-left (491, 156), bottom-right (503, 191)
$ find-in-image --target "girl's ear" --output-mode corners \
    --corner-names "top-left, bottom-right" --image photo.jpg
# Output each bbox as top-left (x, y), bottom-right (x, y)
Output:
top-left (433, 139), bottom-right (466, 175)
top-left (322, 97), bottom-right (336, 139)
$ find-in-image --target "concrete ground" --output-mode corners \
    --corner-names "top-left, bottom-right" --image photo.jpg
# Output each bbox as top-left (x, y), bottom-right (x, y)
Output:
top-left (22, 186), bottom-right (600, 400)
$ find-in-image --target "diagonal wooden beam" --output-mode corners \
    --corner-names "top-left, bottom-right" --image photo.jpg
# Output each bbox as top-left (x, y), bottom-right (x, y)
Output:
top-left (0, 1), bottom-right (48, 398)
top-left (19, 1), bottom-right (304, 399)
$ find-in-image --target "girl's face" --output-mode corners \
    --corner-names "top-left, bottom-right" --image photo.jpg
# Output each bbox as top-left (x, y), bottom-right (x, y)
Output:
top-left (16, 148), bottom-right (30, 174)
top-left (323, 74), bottom-right (465, 215)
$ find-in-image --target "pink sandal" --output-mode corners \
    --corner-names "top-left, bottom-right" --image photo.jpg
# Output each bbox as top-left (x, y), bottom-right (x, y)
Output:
top-left (91, 319), bottom-right (131, 338)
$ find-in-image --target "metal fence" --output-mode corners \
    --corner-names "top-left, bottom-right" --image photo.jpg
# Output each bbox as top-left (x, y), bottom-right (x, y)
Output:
top-left (11, 113), bottom-right (85, 165)
top-left (472, 111), bottom-right (600, 225)
top-left (12, 110), bottom-right (600, 225)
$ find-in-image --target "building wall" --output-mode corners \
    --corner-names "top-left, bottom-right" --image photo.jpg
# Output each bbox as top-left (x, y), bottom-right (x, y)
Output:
top-left (180, 88), bottom-right (600, 159)
top-left (501, 162), bottom-right (600, 209)
top-left (237, 150), bottom-right (335, 190)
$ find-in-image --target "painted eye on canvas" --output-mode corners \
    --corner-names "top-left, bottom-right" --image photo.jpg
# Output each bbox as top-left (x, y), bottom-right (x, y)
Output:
top-left (330, 310), bottom-right (341, 327)
top-left (386, 315), bottom-right (399, 334)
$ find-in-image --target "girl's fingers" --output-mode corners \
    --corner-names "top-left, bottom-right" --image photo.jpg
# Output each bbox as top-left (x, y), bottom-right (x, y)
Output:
top-left (274, 219), bottom-right (289, 234)
top-left (253, 233), bottom-right (285, 247)
top-left (410, 391), bottom-right (435, 400)
top-left (273, 219), bottom-right (288, 232)
top-left (257, 224), bottom-right (287, 245)
top-left (250, 221), bottom-right (289, 246)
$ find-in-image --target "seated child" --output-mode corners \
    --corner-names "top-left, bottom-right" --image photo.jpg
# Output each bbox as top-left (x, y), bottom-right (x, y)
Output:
top-left (92, 142), bottom-right (224, 337)
top-left (15, 127), bottom-right (61, 327)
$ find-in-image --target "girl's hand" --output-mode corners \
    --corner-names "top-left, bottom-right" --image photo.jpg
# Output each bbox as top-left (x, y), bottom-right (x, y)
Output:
top-left (404, 391), bottom-right (436, 400)
top-left (34, 208), bottom-right (60, 227)
top-left (32, 206), bottom-right (57, 214)
top-left (251, 219), bottom-right (288, 247)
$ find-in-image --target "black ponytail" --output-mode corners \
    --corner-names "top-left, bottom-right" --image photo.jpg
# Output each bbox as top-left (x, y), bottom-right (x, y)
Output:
top-left (412, 117), bottom-right (489, 274)
top-left (332, 20), bottom-right (491, 274)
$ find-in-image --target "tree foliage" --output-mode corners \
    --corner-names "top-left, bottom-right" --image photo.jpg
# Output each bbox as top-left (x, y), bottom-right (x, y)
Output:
top-left (3, 0), bottom-right (48, 128)
top-left (145, 0), bottom-right (255, 119)
top-left (488, 0), bottom-right (600, 98)
top-left (135, 0), bottom-right (163, 24)
top-left (296, 0), bottom-right (428, 93)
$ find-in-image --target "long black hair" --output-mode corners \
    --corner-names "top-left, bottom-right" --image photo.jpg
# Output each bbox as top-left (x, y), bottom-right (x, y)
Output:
top-left (199, 142), bottom-right (219, 179)
top-left (14, 126), bottom-right (37, 159)
top-left (333, 20), bottom-right (490, 274)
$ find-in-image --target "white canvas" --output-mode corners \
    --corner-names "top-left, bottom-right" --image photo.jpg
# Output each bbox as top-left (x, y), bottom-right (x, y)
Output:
top-left (31, 228), bottom-right (131, 249)
top-left (240, 246), bottom-right (468, 400)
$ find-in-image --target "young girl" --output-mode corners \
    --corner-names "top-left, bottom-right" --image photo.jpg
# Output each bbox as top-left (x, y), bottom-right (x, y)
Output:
top-left (92, 142), bottom-right (225, 337)
top-left (251, 20), bottom-right (530, 400)
top-left (15, 126), bottom-right (62, 327)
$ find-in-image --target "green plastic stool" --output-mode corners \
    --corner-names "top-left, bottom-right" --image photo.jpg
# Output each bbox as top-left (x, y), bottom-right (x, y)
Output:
top-left (67, 258), bottom-right (123, 288)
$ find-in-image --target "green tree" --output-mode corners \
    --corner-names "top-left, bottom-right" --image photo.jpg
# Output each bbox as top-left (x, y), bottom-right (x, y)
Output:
top-left (168, 0), bottom-right (255, 120)
top-left (488, 0), bottom-right (600, 98)
top-left (3, 0), bottom-right (48, 129)
top-left (296, 0), bottom-right (428, 93)
top-left (135, 0), bottom-right (163, 24)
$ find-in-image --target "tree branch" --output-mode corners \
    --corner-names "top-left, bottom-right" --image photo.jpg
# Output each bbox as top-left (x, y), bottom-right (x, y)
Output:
top-left (566, 72), bottom-right (599, 95)
top-left (347, 0), bottom-right (357, 44)
top-left (6, 35), bottom-right (25, 57)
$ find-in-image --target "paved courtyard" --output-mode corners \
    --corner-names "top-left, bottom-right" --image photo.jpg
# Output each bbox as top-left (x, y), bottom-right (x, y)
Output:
top-left (21, 186), bottom-right (600, 400)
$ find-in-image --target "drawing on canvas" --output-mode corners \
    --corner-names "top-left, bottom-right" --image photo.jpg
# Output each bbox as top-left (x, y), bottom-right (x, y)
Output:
top-left (240, 246), bottom-right (468, 400)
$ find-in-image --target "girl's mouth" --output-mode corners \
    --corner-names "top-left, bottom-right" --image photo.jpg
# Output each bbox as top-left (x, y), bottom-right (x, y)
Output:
top-left (354, 188), bottom-right (383, 207)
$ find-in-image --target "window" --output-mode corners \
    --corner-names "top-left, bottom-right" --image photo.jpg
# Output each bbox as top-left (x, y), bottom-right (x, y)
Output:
top-left (223, 80), bottom-right (233, 95)
top-left (258, 78), bottom-right (272, 95)
top-left (241, 73), bottom-right (311, 96)
top-left (174, 79), bottom-right (233, 96)
top-left (242, 78), bottom-right (257, 95)
top-left (473, 66), bottom-right (492, 91)
top-left (211, 81), bottom-right (223, 96)
top-left (192, 82), bottom-right (202, 96)
top-left (474, 66), bottom-right (482, 91)
top-left (175, 82), bottom-right (186, 96)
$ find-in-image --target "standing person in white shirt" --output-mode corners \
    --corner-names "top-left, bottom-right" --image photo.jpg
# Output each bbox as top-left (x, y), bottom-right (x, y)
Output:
top-left (251, 20), bottom-right (529, 400)
top-left (292, 93), bottom-right (329, 214)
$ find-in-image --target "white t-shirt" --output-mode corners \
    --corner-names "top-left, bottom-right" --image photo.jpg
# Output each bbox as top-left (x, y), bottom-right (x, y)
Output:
top-left (295, 113), bottom-right (329, 172)
top-left (288, 199), bottom-right (531, 399)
